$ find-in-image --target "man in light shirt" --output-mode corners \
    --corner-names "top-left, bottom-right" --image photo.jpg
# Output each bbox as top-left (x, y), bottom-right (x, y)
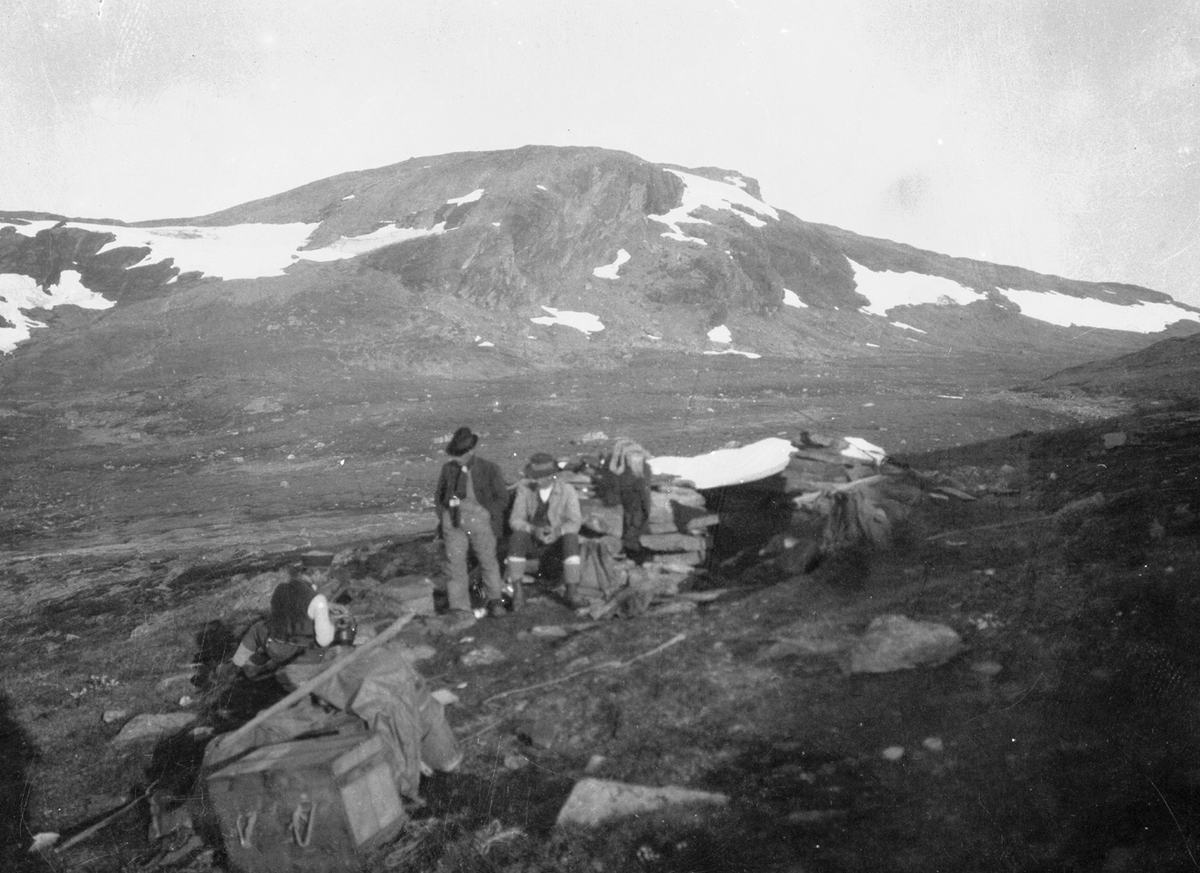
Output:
top-left (507, 452), bottom-right (585, 608)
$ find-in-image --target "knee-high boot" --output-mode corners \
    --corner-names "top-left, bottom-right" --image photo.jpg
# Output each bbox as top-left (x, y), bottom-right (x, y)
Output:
top-left (505, 557), bottom-right (527, 612)
top-left (562, 558), bottom-right (586, 609)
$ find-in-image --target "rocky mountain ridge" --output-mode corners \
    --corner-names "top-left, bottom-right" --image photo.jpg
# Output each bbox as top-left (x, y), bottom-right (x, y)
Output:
top-left (2, 145), bottom-right (1198, 394)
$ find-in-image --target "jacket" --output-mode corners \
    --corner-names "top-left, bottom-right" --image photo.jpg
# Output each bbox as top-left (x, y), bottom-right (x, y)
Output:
top-left (510, 478), bottom-right (582, 538)
top-left (435, 454), bottom-right (510, 538)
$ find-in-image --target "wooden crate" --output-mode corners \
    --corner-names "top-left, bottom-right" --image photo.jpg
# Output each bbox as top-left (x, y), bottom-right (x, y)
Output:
top-left (205, 730), bottom-right (406, 873)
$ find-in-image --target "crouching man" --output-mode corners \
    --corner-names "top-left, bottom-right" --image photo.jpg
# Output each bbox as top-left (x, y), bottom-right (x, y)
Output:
top-left (211, 552), bottom-right (462, 803)
top-left (507, 452), bottom-right (586, 608)
top-left (226, 552), bottom-right (350, 690)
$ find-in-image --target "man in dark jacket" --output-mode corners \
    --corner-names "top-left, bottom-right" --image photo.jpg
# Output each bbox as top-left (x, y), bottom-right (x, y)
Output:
top-left (434, 426), bottom-right (509, 621)
top-left (227, 551), bottom-right (343, 690)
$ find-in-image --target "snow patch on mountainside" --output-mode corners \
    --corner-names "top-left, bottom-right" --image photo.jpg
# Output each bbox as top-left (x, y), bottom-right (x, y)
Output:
top-left (707, 325), bottom-right (733, 344)
top-left (650, 170), bottom-right (780, 244)
top-left (63, 220), bottom-right (445, 276)
top-left (82, 222), bottom-right (320, 279)
top-left (530, 307), bottom-right (605, 334)
top-left (849, 258), bottom-right (1200, 334)
top-left (3, 220), bottom-right (60, 237)
top-left (297, 223), bottom-right (447, 262)
top-left (0, 212), bottom-right (462, 352)
top-left (997, 287), bottom-right (1200, 333)
top-left (783, 289), bottom-right (808, 308)
top-left (447, 188), bottom-right (486, 205)
top-left (850, 260), bottom-right (986, 316)
top-left (594, 249), bottom-right (630, 279)
top-left (704, 348), bottom-right (762, 359)
top-left (1, 271), bottom-right (114, 352)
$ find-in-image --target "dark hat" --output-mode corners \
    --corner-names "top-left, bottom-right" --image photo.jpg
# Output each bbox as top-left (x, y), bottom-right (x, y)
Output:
top-left (446, 426), bottom-right (479, 457)
top-left (525, 452), bottom-right (559, 479)
top-left (300, 551), bottom-right (334, 569)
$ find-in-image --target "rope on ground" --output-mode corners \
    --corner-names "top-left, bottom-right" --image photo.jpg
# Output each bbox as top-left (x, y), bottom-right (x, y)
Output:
top-left (924, 515), bottom-right (1049, 542)
top-left (482, 632), bottom-right (687, 706)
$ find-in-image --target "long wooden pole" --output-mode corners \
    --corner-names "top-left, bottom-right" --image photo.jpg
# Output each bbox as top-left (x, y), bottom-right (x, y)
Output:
top-left (206, 613), bottom-right (413, 767)
top-left (48, 779), bottom-right (160, 854)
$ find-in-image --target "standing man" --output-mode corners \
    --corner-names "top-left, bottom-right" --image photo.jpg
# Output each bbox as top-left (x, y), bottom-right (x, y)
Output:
top-left (508, 452), bottom-right (585, 608)
top-left (435, 426), bottom-right (509, 621)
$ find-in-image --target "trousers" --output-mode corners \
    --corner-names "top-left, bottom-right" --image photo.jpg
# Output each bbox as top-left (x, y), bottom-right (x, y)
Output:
top-left (442, 503), bottom-right (503, 609)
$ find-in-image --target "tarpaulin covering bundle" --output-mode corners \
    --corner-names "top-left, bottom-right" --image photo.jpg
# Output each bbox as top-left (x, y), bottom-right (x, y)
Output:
top-left (205, 634), bottom-right (459, 802)
top-left (312, 645), bottom-right (460, 799)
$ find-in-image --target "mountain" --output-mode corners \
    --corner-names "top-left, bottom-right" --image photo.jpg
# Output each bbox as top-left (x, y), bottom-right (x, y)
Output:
top-left (2, 145), bottom-right (1198, 394)
top-left (1037, 331), bottom-right (1200, 404)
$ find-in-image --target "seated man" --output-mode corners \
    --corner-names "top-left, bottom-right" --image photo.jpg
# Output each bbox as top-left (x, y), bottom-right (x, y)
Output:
top-left (228, 552), bottom-right (350, 690)
top-left (507, 452), bottom-right (585, 608)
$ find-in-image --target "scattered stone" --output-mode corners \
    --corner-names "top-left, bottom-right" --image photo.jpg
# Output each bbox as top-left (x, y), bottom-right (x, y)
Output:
top-left (242, 397), bottom-right (283, 414)
top-left (532, 625), bottom-right (570, 638)
top-left (882, 746), bottom-right (905, 761)
top-left (1102, 431), bottom-right (1127, 449)
top-left (381, 578), bottom-right (437, 616)
top-left (556, 778), bottom-right (729, 827)
top-left (178, 695), bottom-right (194, 707)
top-left (401, 644), bottom-right (437, 662)
top-left (585, 754), bottom-right (606, 774)
top-left (461, 645), bottom-right (506, 667)
top-left (436, 611), bottom-right (477, 635)
top-left (923, 737), bottom-right (945, 753)
top-left (129, 621), bottom-right (154, 639)
top-left (677, 589), bottom-right (726, 603)
top-left (847, 615), bottom-right (965, 674)
top-left (191, 726), bottom-right (214, 739)
top-left (155, 672), bottom-right (193, 693)
top-left (102, 709), bottom-right (130, 725)
top-left (29, 833), bottom-right (59, 852)
top-left (432, 689), bottom-right (459, 706)
top-left (111, 713), bottom-right (197, 746)
top-left (971, 660), bottom-right (1004, 677)
top-left (504, 753), bottom-right (530, 770)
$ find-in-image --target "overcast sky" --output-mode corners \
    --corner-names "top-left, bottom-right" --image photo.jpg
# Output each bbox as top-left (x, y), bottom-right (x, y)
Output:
top-left (3, 0), bottom-right (1197, 306)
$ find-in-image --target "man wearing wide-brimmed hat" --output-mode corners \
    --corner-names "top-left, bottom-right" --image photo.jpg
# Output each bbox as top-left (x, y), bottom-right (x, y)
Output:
top-left (434, 426), bottom-right (509, 623)
top-left (507, 452), bottom-right (585, 608)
